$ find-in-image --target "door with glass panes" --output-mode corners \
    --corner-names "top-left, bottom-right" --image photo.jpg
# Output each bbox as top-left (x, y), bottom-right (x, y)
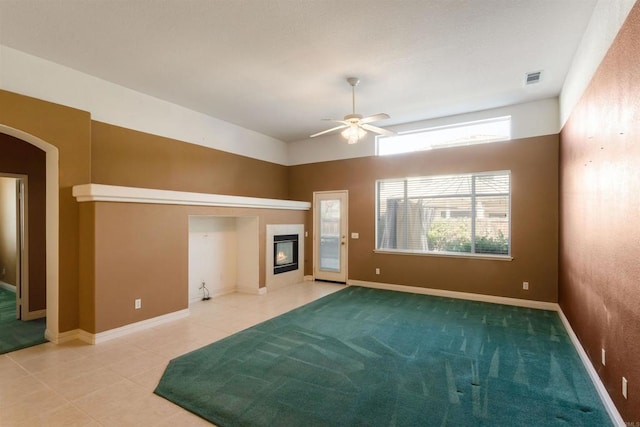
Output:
top-left (313, 191), bottom-right (348, 282)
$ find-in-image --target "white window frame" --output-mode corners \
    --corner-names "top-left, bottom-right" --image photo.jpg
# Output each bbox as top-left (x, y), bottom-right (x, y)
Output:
top-left (376, 116), bottom-right (511, 156)
top-left (375, 171), bottom-right (512, 260)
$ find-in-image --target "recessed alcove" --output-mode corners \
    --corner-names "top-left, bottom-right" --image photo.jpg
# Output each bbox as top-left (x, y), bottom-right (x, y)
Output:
top-left (188, 215), bottom-right (259, 303)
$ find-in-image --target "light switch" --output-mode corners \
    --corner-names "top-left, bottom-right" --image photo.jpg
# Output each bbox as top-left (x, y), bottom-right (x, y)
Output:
top-left (351, 232), bottom-right (359, 239)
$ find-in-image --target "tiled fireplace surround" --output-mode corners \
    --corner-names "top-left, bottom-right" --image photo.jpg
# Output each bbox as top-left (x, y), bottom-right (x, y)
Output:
top-left (266, 224), bottom-right (304, 291)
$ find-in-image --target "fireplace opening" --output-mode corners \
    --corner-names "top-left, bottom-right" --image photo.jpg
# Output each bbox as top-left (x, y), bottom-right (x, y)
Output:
top-left (273, 234), bottom-right (299, 274)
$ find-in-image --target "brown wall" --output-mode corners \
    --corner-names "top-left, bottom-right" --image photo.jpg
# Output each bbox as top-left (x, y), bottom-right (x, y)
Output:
top-left (290, 135), bottom-right (559, 302)
top-left (82, 120), bottom-right (298, 332)
top-left (559, 3), bottom-right (640, 421)
top-left (91, 121), bottom-right (289, 199)
top-left (80, 202), bottom-right (304, 333)
top-left (1, 91), bottom-right (293, 333)
top-left (0, 133), bottom-right (48, 311)
top-left (0, 90), bottom-right (91, 332)
top-left (0, 177), bottom-right (18, 287)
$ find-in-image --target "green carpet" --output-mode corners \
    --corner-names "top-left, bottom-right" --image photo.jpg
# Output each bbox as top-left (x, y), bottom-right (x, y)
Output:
top-left (0, 287), bottom-right (47, 354)
top-left (155, 286), bottom-right (611, 426)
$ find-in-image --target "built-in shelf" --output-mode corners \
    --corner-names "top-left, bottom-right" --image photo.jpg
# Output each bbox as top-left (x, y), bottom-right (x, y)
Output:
top-left (72, 184), bottom-right (311, 210)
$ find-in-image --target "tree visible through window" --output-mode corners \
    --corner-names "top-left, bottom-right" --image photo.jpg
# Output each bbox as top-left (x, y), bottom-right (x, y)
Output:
top-left (376, 171), bottom-right (510, 256)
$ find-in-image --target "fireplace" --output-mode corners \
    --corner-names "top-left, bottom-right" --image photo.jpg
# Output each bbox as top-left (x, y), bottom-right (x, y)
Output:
top-left (273, 234), bottom-right (299, 274)
top-left (266, 224), bottom-right (304, 289)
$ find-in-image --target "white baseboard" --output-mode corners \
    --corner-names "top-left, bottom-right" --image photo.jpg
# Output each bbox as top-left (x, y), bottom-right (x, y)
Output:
top-left (78, 308), bottom-right (190, 345)
top-left (348, 280), bottom-right (559, 311)
top-left (76, 329), bottom-right (95, 345)
top-left (0, 281), bottom-right (46, 321)
top-left (21, 308), bottom-right (46, 321)
top-left (349, 279), bottom-right (623, 426)
top-left (0, 281), bottom-right (16, 292)
top-left (236, 286), bottom-right (267, 295)
top-left (557, 309), bottom-right (625, 426)
top-left (189, 286), bottom-right (235, 304)
top-left (304, 275), bottom-right (314, 281)
top-left (45, 328), bottom-right (81, 344)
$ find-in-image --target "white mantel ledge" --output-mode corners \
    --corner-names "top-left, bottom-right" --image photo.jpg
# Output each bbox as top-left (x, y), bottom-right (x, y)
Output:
top-left (72, 184), bottom-right (311, 210)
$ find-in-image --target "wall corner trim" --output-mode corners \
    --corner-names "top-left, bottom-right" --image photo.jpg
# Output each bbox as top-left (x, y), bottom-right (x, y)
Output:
top-left (72, 183), bottom-right (311, 210)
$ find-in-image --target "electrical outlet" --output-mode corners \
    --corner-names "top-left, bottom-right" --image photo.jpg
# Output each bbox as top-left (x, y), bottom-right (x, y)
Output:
top-left (522, 281), bottom-right (529, 290)
top-left (601, 348), bottom-right (606, 366)
top-left (134, 298), bottom-right (142, 309)
top-left (375, 268), bottom-right (380, 275)
top-left (622, 377), bottom-right (628, 399)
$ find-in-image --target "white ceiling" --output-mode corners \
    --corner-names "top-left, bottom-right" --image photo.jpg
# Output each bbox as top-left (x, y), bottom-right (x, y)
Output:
top-left (0, 0), bottom-right (597, 143)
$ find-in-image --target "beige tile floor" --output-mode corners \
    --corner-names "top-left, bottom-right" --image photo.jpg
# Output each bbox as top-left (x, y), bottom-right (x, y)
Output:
top-left (0, 281), bottom-right (344, 426)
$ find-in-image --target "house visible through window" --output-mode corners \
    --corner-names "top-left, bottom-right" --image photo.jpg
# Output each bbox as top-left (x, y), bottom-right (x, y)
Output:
top-left (377, 116), bottom-right (511, 156)
top-left (376, 171), bottom-right (511, 257)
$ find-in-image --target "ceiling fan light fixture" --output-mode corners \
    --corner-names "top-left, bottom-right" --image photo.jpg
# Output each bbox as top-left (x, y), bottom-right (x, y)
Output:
top-left (341, 125), bottom-right (366, 144)
top-left (310, 77), bottom-right (392, 141)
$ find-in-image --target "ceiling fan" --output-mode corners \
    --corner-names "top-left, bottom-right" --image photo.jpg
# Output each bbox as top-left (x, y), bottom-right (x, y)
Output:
top-left (310, 77), bottom-right (394, 144)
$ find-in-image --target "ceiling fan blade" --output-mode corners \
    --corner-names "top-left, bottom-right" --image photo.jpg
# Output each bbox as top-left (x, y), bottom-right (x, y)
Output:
top-left (360, 113), bottom-right (390, 124)
top-left (322, 118), bottom-right (350, 125)
top-left (310, 124), bottom-right (348, 138)
top-left (361, 123), bottom-right (395, 136)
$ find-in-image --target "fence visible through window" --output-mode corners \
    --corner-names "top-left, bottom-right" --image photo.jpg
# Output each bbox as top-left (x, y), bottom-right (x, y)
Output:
top-left (376, 171), bottom-right (511, 257)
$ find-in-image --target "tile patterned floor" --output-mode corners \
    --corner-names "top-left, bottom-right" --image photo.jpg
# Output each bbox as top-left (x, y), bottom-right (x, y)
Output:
top-left (0, 281), bottom-right (343, 426)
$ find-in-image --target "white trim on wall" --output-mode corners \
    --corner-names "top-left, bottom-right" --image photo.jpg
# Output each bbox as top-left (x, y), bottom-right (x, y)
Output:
top-left (349, 280), bottom-right (559, 311)
top-left (72, 183), bottom-right (311, 210)
top-left (78, 309), bottom-right (190, 345)
top-left (287, 98), bottom-right (560, 165)
top-left (560, 0), bottom-right (636, 127)
top-left (0, 280), bottom-right (16, 292)
top-left (0, 45), bottom-right (288, 165)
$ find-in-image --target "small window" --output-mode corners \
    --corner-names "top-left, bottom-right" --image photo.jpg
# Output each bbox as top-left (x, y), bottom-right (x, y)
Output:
top-left (376, 171), bottom-right (511, 257)
top-left (377, 116), bottom-right (511, 156)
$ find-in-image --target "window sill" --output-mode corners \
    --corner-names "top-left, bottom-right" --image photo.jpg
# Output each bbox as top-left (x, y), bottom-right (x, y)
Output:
top-left (373, 249), bottom-right (513, 261)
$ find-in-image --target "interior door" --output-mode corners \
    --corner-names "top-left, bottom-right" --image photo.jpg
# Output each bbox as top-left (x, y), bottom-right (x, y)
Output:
top-left (313, 191), bottom-right (348, 283)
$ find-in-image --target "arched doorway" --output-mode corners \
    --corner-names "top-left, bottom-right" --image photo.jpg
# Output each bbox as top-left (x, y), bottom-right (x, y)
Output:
top-left (0, 125), bottom-right (59, 341)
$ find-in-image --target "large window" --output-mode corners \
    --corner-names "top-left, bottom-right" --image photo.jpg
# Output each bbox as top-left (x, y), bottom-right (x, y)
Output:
top-left (376, 171), bottom-right (511, 257)
top-left (377, 116), bottom-right (511, 156)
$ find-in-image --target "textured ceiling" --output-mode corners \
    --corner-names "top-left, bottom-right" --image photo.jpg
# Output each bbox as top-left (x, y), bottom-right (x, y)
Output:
top-left (0, 0), bottom-right (597, 142)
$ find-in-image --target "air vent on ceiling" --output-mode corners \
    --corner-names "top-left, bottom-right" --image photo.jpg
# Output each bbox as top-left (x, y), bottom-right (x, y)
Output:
top-left (525, 71), bottom-right (542, 85)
